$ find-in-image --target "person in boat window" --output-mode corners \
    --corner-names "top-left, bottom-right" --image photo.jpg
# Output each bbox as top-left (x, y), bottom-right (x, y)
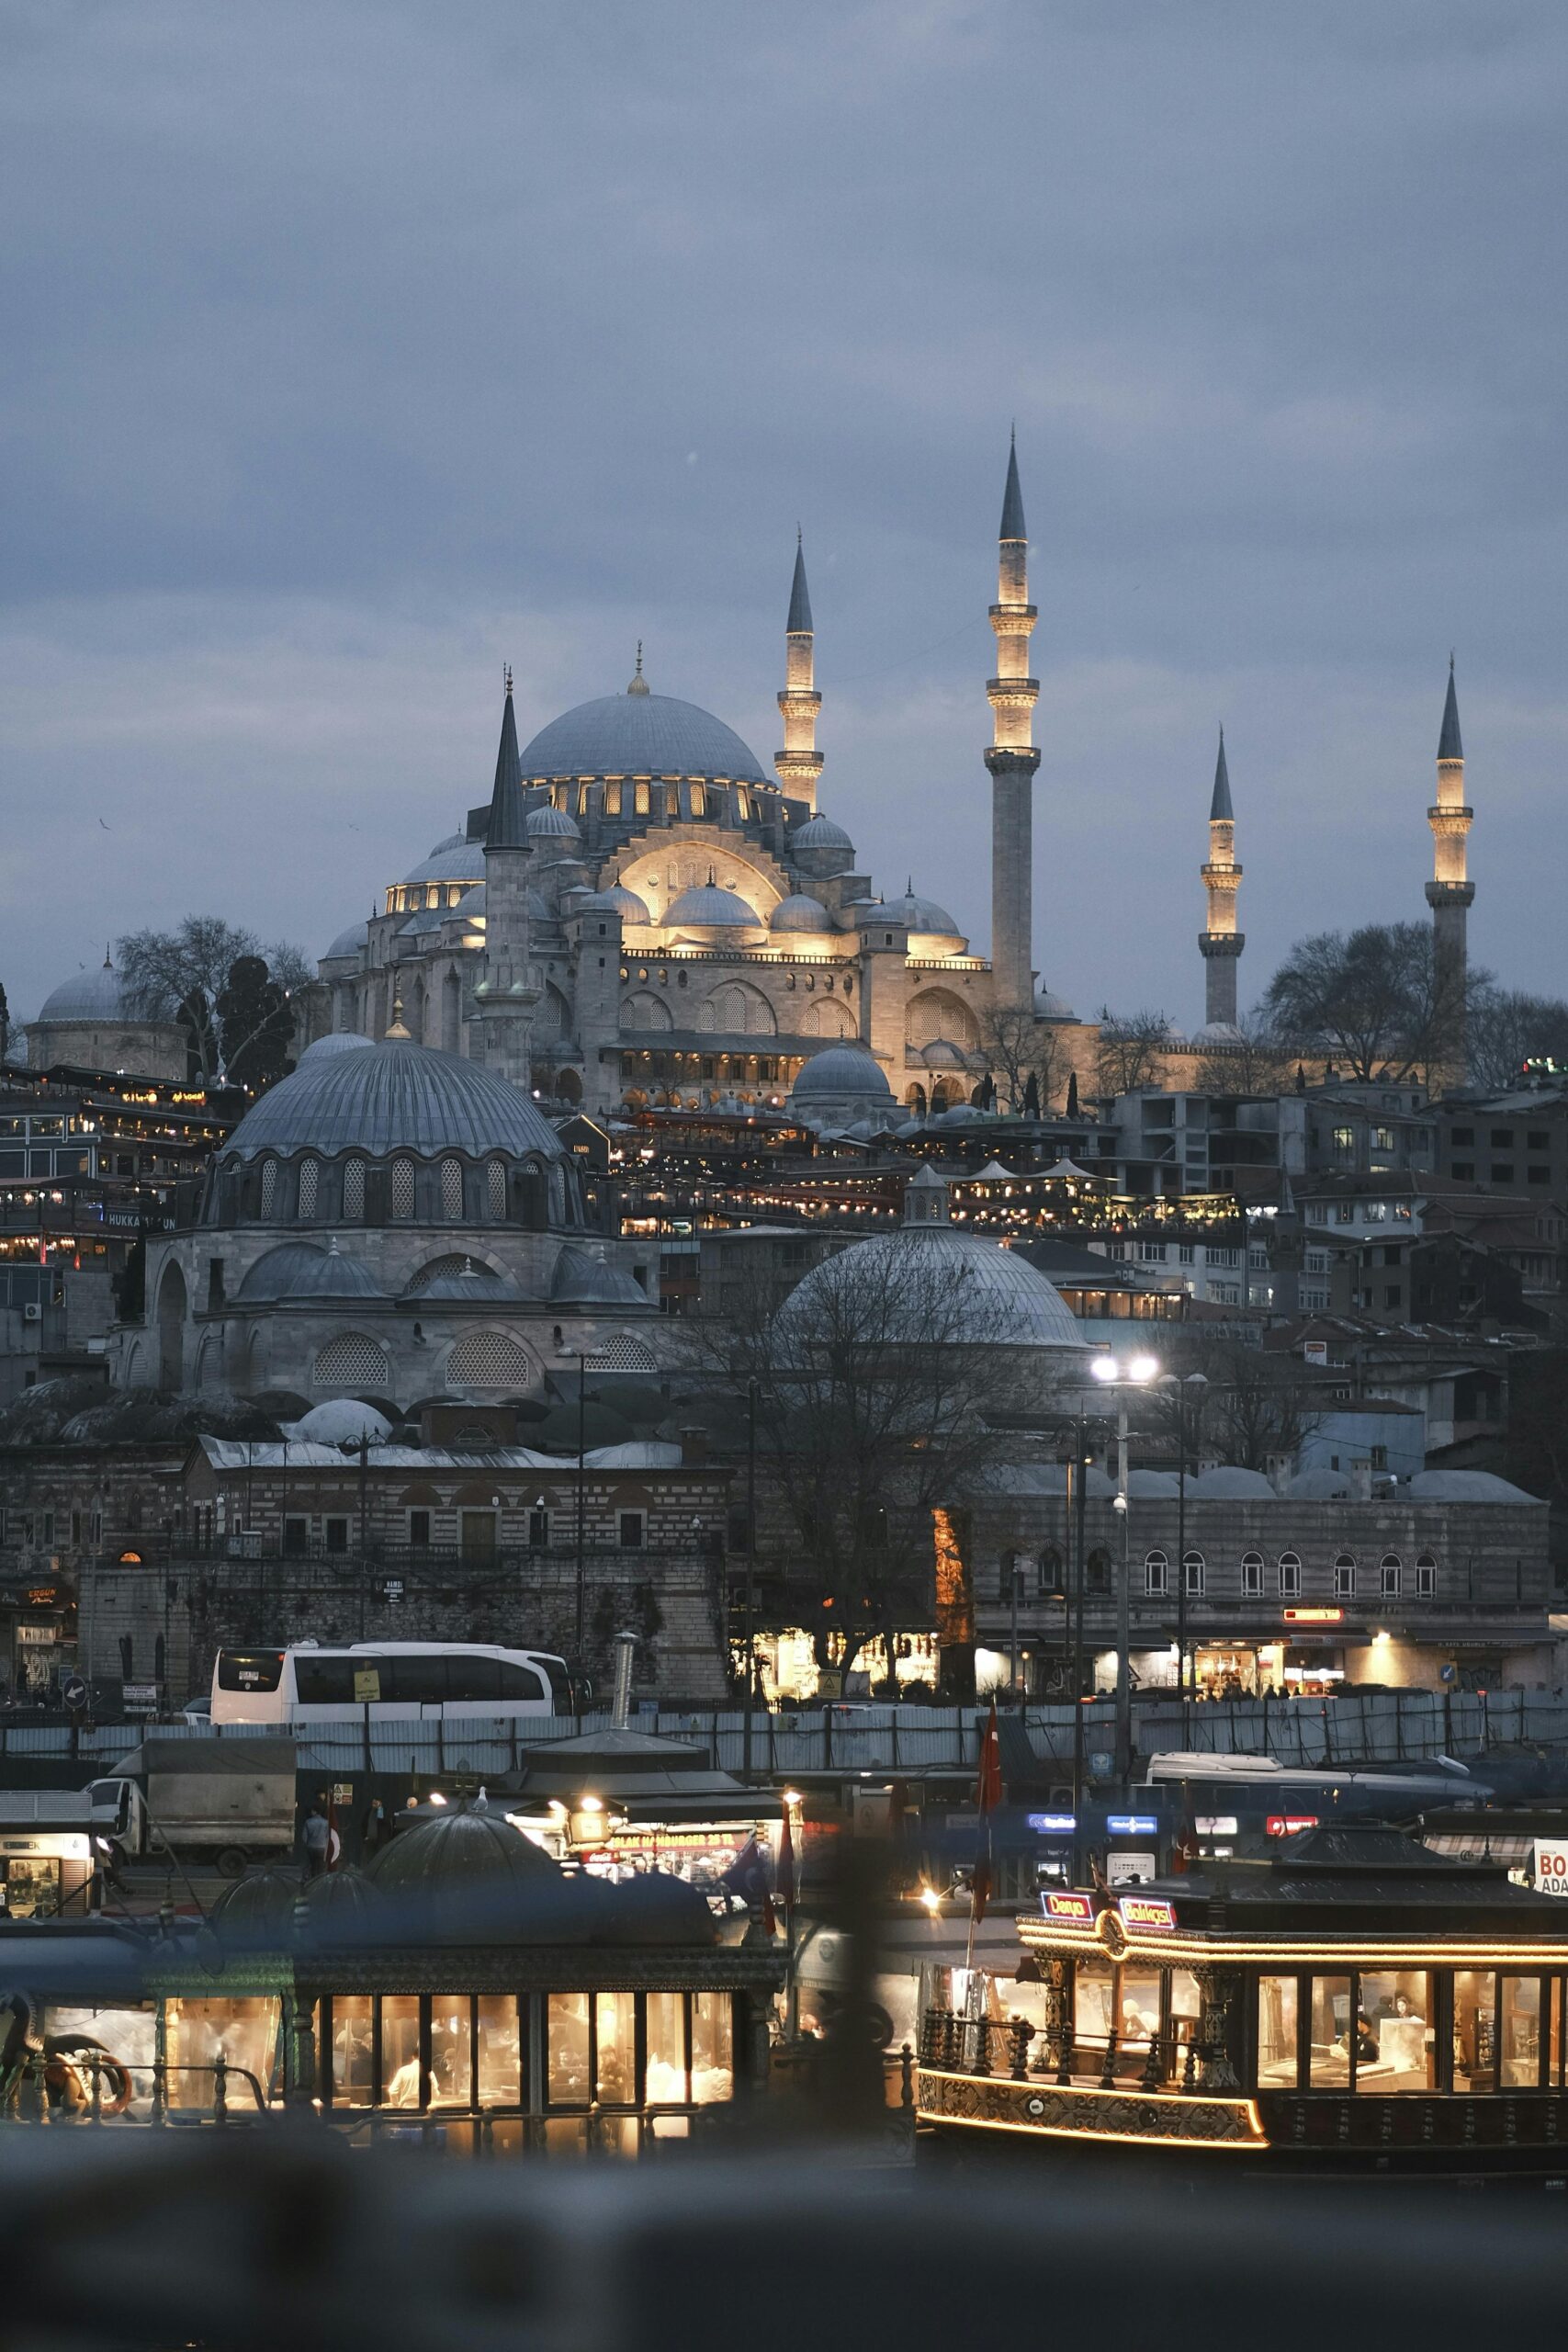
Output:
top-left (1122, 1996), bottom-right (1158, 2041)
top-left (1338, 2009), bottom-right (1379, 2062)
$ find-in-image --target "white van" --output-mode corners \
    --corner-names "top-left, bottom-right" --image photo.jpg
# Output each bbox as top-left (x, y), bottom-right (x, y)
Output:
top-left (211, 1642), bottom-right (571, 1726)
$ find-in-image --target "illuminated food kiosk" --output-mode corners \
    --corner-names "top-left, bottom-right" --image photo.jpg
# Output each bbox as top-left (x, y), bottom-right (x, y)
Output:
top-left (916, 1826), bottom-right (1568, 2177)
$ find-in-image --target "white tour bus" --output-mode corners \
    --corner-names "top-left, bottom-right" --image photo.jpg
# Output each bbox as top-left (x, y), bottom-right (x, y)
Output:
top-left (211, 1641), bottom-right (571, 1726)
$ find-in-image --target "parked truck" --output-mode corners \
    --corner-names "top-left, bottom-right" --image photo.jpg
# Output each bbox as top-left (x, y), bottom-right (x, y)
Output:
top-left (90, 1737), bottom-right (299, 1875)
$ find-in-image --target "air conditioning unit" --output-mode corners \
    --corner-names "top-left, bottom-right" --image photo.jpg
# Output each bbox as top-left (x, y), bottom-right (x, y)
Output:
top-left (21, 1304), bottom-right (41, 1323)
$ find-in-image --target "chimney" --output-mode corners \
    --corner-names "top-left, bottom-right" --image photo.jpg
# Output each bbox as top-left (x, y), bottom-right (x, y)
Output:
top-left (679, 1425), bottom-right (709, 1465)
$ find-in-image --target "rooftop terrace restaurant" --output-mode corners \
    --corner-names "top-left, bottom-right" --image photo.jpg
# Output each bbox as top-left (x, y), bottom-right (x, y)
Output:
top-left (916, 1827), bottom-right (1568, 2177)
top-left (4, 1808), bottom-right (784, 2154)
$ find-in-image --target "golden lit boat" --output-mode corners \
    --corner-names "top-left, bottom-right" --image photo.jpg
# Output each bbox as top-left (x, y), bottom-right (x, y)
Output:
top-left (916, 1826), bottom-right (1568, 2180)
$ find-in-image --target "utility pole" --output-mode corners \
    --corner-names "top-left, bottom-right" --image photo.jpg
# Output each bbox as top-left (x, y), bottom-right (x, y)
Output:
top-left (574, 1351), bottom-right (587, 1721)
top-left (742, 1377), bottom-right (758, 1780)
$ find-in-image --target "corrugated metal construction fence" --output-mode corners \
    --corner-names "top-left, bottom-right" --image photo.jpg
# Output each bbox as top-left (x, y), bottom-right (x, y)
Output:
top-left (4, 1688), bottom-right (1568, 1779)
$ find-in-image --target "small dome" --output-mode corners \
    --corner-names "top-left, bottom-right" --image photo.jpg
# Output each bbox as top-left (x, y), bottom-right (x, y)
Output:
top-left (919, 1038), bottom-right (970, 1071)
top-left (401, 834), bottom-right (484, 888)
top-left (771, 893), bottom-right (832, 933)
top-left (1191, 1021), bottom-right (1244, 1047)
top-left (323, 922), bottom-right (369, 962)
top-left (793, 812), bottom-right (853, 851)
top-left (532, 1399), bottom-right (635, 1452)
top-left (1033, 988), bottom-right (1078, 1022)
top-left (1190, 1466), bottom-right (1279, 1499)
top-left (791, 1045), bottom-right (893, 1102)
top-left (665, 881), bottom-right (762, 929)
top-left (1288, 1467), bottom-right (1351, 1499)
top-left (779, 1228), bottom-right (1085, 1354)
top-left (366, 1805), bottom-right (580, 1944)
top-left (890, 887), bottom-right (961, 936)
top-left (580, 885), bottom-right (652, 923)
top-left (295, 1864), bottom-right (386, 1952)
top-left (237, 1243), bottom-right (386, 1304)
top-left (36, 958), bottom-right (132, 1024)
top-left (220, 1040), bottom-right (566, 1163)
top-left (1411, 1469), bottom-right (1538, 1503)
top-left (549, 1243), bottom-right (650, 1307)
top-left (294, 1398), bottom-right (394, 1445)
top-left (299, 1032), bottom-right (375, 1062)
top-left (210, 1868), bottom-right (300, 1951)
top-left (526, 803), bottom-right (581, 841)
top-left (519, 692), bottom-right (768, 786)
top-left (451, 882), bottom-right (552, 925)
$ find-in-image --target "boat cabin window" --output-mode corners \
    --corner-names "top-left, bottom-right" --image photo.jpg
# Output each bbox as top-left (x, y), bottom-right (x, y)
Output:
top-left (1308, 1975), bottom-right (1353, 2086)
top-left (1074, 1953), bottom-right (1114, 2041)
top-left (1119, 1966), bottom-right (1162, 2048)
top-left (1354, 1973), bottom-right (1434, 2089)
top-left (1258, 1975), bottom-right (1300, 2087)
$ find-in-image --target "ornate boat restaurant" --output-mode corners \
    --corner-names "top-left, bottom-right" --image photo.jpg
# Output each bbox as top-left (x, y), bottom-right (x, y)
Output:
top-left (0, 1806), bottom-right (784, 2152)
top-left (916, 1826), bottom-right (1568, 2179)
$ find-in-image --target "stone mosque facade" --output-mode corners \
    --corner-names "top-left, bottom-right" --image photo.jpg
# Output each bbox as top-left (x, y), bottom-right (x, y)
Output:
top-left (300, 446), bottom-right (1089, 1128)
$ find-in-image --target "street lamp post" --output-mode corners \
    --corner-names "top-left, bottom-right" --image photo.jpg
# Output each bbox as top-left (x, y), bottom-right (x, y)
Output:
top-left (1159, 1373), bottom-right (1209, 1736)
top-left (574, 1352), bottom-right (587, 1722)
top-left (1009, 1555), bottom-right (1025, 1702)
top-left (742, 1378), bottom-right (758, 1779)
top-left (1089, 1352), bottom-right (1161, 1786)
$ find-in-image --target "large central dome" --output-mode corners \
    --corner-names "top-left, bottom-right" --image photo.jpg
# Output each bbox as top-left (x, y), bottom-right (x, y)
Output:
top-left (223, 1041), bottom-right (566, 1162)
top-left (519, 689), bottom-right (769, 786)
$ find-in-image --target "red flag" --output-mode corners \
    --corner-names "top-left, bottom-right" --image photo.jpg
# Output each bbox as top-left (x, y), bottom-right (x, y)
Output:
top-left (776, 1805), bottom-right (795, 1922)
top-left (970, 1699), bottom-right (1002, 1926)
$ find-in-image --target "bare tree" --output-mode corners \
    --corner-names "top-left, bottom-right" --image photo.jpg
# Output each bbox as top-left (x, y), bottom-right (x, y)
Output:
top-left (978, 1002), bottom-right (1066, 1114)
top-left (678, 1233), bottom-right (1059, 1695)
top-left (118, 919), bottom-right (315, 1084)
top-left (1151, 1338), bottom-right (1328, 1474)
top-left (1468, 989), bottom-right (1568, 1091)
top-left (1094, 1007), bottom-right (1172, 1097)
top-left (1262, 922), bottom-right (1488, 1085)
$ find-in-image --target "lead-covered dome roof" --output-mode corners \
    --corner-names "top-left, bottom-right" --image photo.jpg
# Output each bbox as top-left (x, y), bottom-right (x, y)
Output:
top-left (220, 1040), bottom-right (566, 1164)
top-left (779, 1227), bottom-right (1086, 1354)
top-left (791, 1045), bottom-right (893, 1101)
top-left (520, 691), bottom-right (768, 786)
top-left (400, 834), bottom-right (484, 887)
top-left (323, 922), bottom-right (370, 962)
top-left (890, 888), bottom-right (962, 936)
top-left (771, 893), bottom-right (832, 933)
top-left (237, 1242), bottom-right (385, 1303)
top-left (665, 881), bottom-right (762, 929)
top-left (36, 959), bottom-right (134, 1023)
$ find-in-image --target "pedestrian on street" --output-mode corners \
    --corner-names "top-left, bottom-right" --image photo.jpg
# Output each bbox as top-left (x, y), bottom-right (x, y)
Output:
top-left (301, 1804), bottom-right (331, 1882)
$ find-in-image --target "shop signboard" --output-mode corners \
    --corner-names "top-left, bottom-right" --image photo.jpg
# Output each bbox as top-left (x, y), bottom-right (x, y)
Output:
top-left (1107, 1852), bottom-right (1157, 1886)
top-left (1027, 1812), bottom-right (1077, 1835)
top-left (1117, 1894), bottom-right (1178, 1933)
top-left (1042, 1889), bottom-right (1096, 1927)
top-left (1106, 1814), bottom-right (1159, 1837)
top-left (122, 1683), bottom-right (159, 1713)
top-left (1533, 1839), bottom-right (1568, 1897)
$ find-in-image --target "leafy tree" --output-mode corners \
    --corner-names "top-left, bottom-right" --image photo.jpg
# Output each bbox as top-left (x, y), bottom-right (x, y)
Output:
top-left (118, 919), bottom-right (316, 1084)
top-left (1093, 1007), bottom-right (1172, 1097)
top-left (219, 956), bottom-right (295, 1091)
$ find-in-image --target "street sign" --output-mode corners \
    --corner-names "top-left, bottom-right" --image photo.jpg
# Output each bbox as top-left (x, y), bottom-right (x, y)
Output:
top-left (1089, 1750), bottom-right (1113, 1779)
top-left (353, 1668), bottom-right (382, 1702)
top-left (62, 1674), bottom-right (88, 1712)
top-left (122, 1683), bottom-right (159, 1712)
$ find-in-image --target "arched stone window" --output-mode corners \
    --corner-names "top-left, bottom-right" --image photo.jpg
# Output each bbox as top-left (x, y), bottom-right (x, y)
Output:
top-left (1145, 1548), bottom-right (1169, 1597)
top-left (1416, 1550), bottom-right (1437, 1596)
top-left (446, 1329), bottom-right (533, 1390)
top-left (390, 1158), bottom-right (416, 1219)
top-left (1181, 1549), bottom-right (1205, 1598)
top-left (440, 1157), bottom-right (464, 1220)
top-left (312, 1332), bottom-right (386, 1388)
top-left (588, 1332), bottom-right (658, 1373)
top-left (1380, 1552), bottom-right (1402, 1598)
top-left (1086, 1547), bottom-right (1111, 1594)
top-left (1241, 1549), bottom-right (1264, 1599)
top-left (1036, 1546), bottom-right (1065, 1599)
top-left (1335, 1551), bottom-right (1357, 1599)
top-left (341, 1159), bottom-right (366, 1220)
top-left (258, 1158), bottom-right (278, 1218)
top-left (1277, 1550), bottom-right (1302, 1598)
top-left (297, 1158), bottom-right (320, 1219)
top-left (486, 1159), bottom-right (506, 1220)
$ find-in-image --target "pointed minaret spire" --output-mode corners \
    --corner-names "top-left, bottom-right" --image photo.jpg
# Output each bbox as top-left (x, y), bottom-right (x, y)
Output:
top-left (775, 531), bottom-right (823, 810)
top-left (626, 641), bottom-right (649, 696)
top-left (1427, 655), bottom-right (1473, 1080)
top-left (484, 669), bottom-right (526, 850)
top-left (985, 431), bottom-right (1040, 1007)
top-left (1199, 726), bottom-right (1244, 1030)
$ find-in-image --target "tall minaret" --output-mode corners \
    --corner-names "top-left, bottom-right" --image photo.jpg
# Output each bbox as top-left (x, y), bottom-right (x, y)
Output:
top-left (775, 532), bottom-right (823, 810)
top-left (1426, 658), bottom-right (1472, 1078)
top-left (476, 667), bottom-right (540, 1088)
top-left (985, 433), bottom-right (1039, 1008)
top-left (1199, 727), bottom-right (1244, 1028)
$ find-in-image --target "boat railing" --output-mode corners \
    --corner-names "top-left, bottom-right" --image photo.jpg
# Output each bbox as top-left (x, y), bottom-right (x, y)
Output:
top-left (918, 2007), bottom-right (1213, 2094)
top-left (4, 2052), bottom-right (271, 2125)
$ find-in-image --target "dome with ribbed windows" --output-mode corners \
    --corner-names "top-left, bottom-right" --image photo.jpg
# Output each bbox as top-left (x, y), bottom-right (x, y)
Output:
top-left (519, 690), bottom-right (768, 786)
top-left (237, 1242), bottom-right (386, 1303)
top-left (525, 803), bottom-right (581, 842)
top-left (401, 835), bottom-right (484, 887)
top-left (219, 1040), bottom-right (567, 1164)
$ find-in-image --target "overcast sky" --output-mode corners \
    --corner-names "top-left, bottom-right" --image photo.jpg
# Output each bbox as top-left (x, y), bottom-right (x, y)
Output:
top-left (3, 1), bottom-right (1565, 1031)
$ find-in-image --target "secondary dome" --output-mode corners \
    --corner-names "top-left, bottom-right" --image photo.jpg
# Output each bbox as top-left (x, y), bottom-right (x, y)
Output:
top-left (665, 881), bottom-right (762, 929)
top-left (890, 888), bottom-right (961, 937)
top-left (401, 835), bottom-right (484, 887)
top-left (778, 1216), bottom-right (1085, 1356)
top-left (791, 1045), bottom-right (893, 1102)
top-left (219, 1040), bottom-right (566, 1163)
top-left (580, 884), bottom-right (652, 923)
top-left (323, 922), bottom-right (369, 962)
top-left (451, 882), bottom-right (553, 925)
top-left (36, 958), bottom-right (132, 1023)
top-left (237, 1242), bottom-right (385, 1304)
top-left (519, 691), bottom-right (768, 786)
top-left (299, 1032), bottom-right (374, 1062)
top-left (525, 803), bottom-right (581, 841)
top-left (771, 893), bottom-right (832, 933)
top-left (294, 1399), bottom-right (395, 1445)
top-left (793, 813), bottom-right (853, 850)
